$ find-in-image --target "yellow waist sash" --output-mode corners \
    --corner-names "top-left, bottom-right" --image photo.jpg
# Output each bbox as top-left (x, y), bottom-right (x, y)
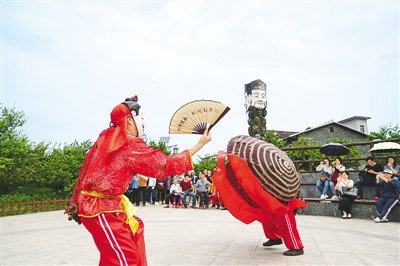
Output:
top-left (80, 190), bottom-right (139, 235)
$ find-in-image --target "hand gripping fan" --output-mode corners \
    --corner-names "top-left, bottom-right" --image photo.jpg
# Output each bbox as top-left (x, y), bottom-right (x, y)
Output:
top-left (169, 100), bottom-right (230, 134)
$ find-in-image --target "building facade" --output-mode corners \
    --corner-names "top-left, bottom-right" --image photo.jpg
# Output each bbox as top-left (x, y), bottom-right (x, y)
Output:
top-left (281, 116), bottom-right (370, 145)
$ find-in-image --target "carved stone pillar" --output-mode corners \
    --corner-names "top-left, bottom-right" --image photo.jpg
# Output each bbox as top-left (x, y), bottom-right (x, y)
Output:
top-left (244, 79), bottom-right (267, 140)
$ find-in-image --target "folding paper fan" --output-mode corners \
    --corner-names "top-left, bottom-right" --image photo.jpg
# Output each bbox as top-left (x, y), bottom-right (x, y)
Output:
top-left (169, 100), bottom-right (230, 134)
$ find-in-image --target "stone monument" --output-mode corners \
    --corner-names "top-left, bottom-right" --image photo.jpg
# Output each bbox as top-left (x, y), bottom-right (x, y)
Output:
top-left (245, 79), bottom-right (267, 140)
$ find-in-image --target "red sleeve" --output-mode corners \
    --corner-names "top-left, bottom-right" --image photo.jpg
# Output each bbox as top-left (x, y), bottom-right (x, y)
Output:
top-left (69, 142), bottom-right (97, 205)
top-left (126, 138), bottom-right (193, 179)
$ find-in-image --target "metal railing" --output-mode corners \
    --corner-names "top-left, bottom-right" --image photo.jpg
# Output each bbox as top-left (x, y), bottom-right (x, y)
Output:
top-left (281, 138), bottom-right (400, 173)
top-left (0, 198), bottom-right (69, 216)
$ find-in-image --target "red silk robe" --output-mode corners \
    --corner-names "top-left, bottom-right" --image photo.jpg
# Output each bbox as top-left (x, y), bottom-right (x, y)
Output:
top-left (213, 151), bottom-right (306, 250)
top-left (72, 137), bottom-right (193, 218)
top-left (70, 136), bottom-right (193, 265)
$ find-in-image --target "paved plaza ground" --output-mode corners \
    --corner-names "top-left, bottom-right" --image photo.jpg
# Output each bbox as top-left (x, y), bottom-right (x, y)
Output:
top-left (1, 205), bottom-right (399, 266)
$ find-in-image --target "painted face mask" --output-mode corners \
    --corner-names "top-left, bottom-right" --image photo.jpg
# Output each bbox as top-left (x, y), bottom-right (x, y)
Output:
top-left (123, 95), bottom-right (144, 138)
top-left (133, 113), bottom-right (144, 138)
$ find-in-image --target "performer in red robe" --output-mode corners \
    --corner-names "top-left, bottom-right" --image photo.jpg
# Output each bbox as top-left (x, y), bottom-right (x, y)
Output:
top-left (66, 96), bottom-right (211, 266)
top-left (212, 136), bottom-right (307, 256)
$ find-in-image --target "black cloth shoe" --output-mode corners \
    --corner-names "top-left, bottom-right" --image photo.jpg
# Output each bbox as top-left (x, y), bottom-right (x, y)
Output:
top-left (263, 239), bottom-right (283, 247)
top-left (283, 249), bottom-right (304, 256)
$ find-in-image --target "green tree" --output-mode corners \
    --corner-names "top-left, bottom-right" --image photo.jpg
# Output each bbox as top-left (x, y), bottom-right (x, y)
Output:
top-left (367, 124), bottom-right (400, 140)
top-left (0, 105), bottom-right (26, 138)
top-left (284, 136), bottom-right (322, 171)
top-left (44, 140), bottom-right (92, 197)
top-left (147, 140), bottom-right (172, 155)
top-left (264, 130), bottom-right (287, 148)
top-left (194, 154), bottom-right (217, 173)
top-left (0, 105), bottom-right (92, 199)
top-left (0, 105), bottom-right (33, 194)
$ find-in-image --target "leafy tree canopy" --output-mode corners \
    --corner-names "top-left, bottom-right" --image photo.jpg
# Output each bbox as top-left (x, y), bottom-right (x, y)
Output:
top-left (367, 124), bottom-right (400, 140)
top-left (194, 154), bottom-right (217, 173)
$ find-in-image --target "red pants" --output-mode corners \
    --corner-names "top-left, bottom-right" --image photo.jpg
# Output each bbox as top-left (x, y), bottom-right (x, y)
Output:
top-left (259, 211), bottom-right (304, 250)
top-left (81, 213), bottom-right (147, 266)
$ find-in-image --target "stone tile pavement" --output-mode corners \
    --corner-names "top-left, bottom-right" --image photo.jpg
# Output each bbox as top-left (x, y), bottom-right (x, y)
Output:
top-left (1, 206), bottom-right (399, 265)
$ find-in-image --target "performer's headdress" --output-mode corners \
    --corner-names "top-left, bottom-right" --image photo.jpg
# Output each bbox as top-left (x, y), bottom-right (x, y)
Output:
top-left (98, 95), bottom-right (143, 159)
top-left (123, 96), bottom-right (141, 116)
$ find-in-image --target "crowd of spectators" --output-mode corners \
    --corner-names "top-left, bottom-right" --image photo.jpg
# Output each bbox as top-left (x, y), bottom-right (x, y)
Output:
top-left (315, 156), bottom-right (400, 222)
top-left (315, 157), bottom-right (345, 200)
top-left (126, 170), bottom-right (226, 210)
top-left (127, 156), bottom-right (399, 222)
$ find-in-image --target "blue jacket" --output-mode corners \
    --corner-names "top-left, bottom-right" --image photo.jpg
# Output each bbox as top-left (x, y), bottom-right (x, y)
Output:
top-left (130, 176), bottom-right (139, 189)
top-left (379, 179), bottom-right (399, 198)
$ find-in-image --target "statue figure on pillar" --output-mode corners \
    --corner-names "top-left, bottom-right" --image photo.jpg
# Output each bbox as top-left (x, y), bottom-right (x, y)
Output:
top-left (245, 79), bottom-right (267, 140)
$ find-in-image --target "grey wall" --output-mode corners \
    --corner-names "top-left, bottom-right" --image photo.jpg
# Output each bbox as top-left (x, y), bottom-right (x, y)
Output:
top-left (302, 124), bottom-right (366, 144)
top-left (301, 125), bottom-right (369, 156)
top-left (340, 119), bottom-right (369, 134)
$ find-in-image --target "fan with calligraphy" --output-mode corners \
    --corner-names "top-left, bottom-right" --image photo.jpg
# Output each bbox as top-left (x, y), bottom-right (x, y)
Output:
top-left (169, 100), bottom-right (230, 134)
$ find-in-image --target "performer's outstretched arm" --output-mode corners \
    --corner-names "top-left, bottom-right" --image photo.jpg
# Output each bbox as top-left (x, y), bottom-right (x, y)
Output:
top-left (127, 130), bottom-right (211, 178)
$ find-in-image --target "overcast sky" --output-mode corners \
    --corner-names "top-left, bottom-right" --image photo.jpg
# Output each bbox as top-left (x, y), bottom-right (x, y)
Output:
top-left (2, 1), bottom-right (399, 160)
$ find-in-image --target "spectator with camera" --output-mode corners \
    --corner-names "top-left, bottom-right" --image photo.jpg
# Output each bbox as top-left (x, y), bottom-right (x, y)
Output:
top-left (374, 169), bottom-right (399, 223)
top-left (356, 157), bottom-right (383, 200)
top-left (384, 156), bottom-right (399, 179)
top-left (336, 171), bottom-right (356, 219)
top-left (329, 157), bottom-right (345, 200)
top-left (316, 158), bottom-right (332, 200)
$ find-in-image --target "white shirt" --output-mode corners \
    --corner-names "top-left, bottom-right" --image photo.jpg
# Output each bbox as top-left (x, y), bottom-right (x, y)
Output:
top-left (148, 178), bottom-right (157, 188)
top-left (336, 164), bottom-right (346, 172)
top-left (316, 164), bottom-right (332, 175)
top-left (170, 183), bottom-right (181, 194)
top-left (337, 179), bottom-right (354, 192)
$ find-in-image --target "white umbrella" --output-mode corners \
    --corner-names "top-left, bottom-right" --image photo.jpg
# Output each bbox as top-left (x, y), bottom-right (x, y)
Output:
top-left (370, 142), bottom-right (400, 153)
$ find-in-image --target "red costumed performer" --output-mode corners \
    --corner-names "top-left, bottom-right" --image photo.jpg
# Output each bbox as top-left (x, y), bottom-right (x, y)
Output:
top-left (65, 96), bottom-right (211, 266)
top-left (212, 135), bottom-right (307, 256)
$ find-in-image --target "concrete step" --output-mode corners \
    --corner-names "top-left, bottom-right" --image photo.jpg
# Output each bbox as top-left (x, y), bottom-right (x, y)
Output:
top-left (298, 198), bottom-right (400, 222)
top-left (300, 172), bottom-right (361, 183)
top-left (299, 173), bottom-right (378, 199)
top-left (300, 184), bottom-right (377, 199)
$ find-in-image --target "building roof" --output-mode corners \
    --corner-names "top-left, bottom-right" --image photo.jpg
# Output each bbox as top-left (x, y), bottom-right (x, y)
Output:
top-left (159, 137), bottom-right (171, 144)
top-left (268, 130), bottom-right (299, 139)
top-left (282, 121), bottom-right (368, 141)
top-left (337, 116), bottom-right (371, 124)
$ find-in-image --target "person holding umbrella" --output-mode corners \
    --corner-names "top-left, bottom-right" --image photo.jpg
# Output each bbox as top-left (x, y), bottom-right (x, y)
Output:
top-left (316, 158), bottom-right (332, 200)
top-left (329, 157), bottom-right (346, 200)
top-left (319, 143), bottom-right (348, 201)
top-left (384, 156), bottom-right (399, 179)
